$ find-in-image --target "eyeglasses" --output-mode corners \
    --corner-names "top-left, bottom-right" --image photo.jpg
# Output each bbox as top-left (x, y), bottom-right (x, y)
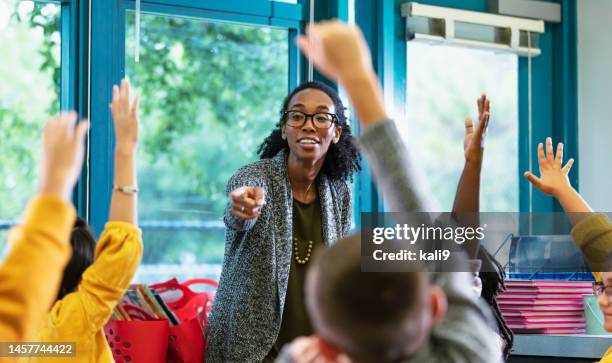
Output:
top-left (282, 110), bottom-right (337, 129)
top-left (593, 282), bottom-right (612, 302)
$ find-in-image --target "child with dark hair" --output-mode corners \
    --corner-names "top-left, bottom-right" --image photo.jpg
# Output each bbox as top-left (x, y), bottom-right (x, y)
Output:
top-left (24, 79), bottom-right (143, 362)
top-left (0, 112), bottom-right (88, 342)
top-left (57, 217), bottom-right (96, 300)
top-left (276, 20), bottom-right (501, 363)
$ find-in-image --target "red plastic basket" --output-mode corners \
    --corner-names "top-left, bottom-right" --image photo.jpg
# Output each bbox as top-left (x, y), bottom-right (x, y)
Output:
top-left (104, 305), bottom-right (170, 363)
top-left (151, 278), bottom-right (218, 363)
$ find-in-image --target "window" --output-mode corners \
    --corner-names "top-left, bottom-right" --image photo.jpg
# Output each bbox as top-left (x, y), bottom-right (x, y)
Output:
top-left (402, 42), bottom-right (518, 212)
top-left (0, 0), bottom-right (61, 249)
top-left (124, 12), bottom-right (289, 283)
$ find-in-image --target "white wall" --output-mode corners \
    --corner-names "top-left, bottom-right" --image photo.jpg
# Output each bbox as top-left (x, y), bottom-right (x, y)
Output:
top-left (577, 0), bottom-right (612, 211)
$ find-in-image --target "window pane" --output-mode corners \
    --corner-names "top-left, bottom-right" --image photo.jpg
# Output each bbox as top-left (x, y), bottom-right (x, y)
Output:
top-left (125, 13), bottom-right (289, 283)
top-left (0, 0), bottom-right (61, 249)
top-left (402, 42), bottom-right (518, 212)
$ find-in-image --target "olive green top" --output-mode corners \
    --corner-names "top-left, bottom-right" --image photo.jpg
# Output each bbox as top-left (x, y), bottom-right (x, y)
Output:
top-left (271, 195), bottom-right (325, 358)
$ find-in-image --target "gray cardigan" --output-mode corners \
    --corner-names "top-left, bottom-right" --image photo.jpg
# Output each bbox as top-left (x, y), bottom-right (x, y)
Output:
top-left (205, 150), bottom-right (353, 362)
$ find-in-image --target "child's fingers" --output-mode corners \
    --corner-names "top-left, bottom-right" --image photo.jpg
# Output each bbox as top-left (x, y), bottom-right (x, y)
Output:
top-left (545, 137), bottom-right (554, 161)
top-left (523, 171), bottom-right (543, 189)
top-left (131, 93), bottom-right (140, 119)
top-left (562, 158), bottom-right (575, 174)
top-left (120, 78), bottom-right (128, 99)
top-left (484, 96), bottom-right (490, 113)
top-left (464, 117), bottom-right (474, 136)
top-left (555, 142), bottom-right (564, 166)
top-left (59, 111), bottom-right (78, 138)
top-left (474, 112), bottom-right (489, 140)
top-left (112, 85), bottom-right (120, 103)
top-left (123, 79), bottom-right (131, 110)
top-left (75, 120), bottom-right (90, 143)
top-left (477, 95), bottom-right (484, 115)
top-left (537, 142), bottom-right (546, 165)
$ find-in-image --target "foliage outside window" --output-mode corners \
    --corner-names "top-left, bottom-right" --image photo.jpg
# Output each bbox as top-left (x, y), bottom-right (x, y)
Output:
top-left (0, 0), bottom-right (60, 249)
top-left (125, 13), bottom-right (289, 283)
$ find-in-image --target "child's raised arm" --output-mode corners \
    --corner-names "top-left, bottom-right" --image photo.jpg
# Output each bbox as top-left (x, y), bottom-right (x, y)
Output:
top-left (524, 138), bottom-right (612, 275)
top-left (524, 137), bottom-right (592, 223)
top-left (44, 80), bottom-right (143, 336)
top-left (109, 78), bottom-right (140, 224)
top-left (0, 113), bottom-right (88, 341)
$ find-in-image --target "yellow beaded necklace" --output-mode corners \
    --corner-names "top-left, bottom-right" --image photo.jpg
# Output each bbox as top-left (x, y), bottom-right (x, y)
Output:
top-left (293, 237), bottom-right (313, 264)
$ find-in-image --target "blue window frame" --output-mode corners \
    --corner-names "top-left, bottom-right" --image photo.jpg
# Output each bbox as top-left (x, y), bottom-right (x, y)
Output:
top-left (87, 0), bottom-right (305, 234)
top-left (353, 0), bottom-right (578, 215)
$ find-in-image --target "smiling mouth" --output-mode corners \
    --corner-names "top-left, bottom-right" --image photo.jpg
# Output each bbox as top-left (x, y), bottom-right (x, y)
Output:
top-left (298, 138), bottom-right (320, 145)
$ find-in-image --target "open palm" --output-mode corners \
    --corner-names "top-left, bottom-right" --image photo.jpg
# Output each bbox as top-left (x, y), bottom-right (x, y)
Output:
top-left (524, 137), bottom-right (574, 196)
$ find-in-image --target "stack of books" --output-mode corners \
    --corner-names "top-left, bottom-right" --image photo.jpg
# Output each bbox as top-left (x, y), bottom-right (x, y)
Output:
top-left (111, 284), bottom-right (180, 326)
top-left (499, 280), bottom-right (593, 334)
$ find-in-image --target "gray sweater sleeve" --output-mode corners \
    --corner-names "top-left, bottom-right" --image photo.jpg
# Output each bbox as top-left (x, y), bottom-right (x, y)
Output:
top-left (357, 119), bottom-right (436, 213)
top-left (358, 119), bottom-right (501, 363)
top-left (403, 272), bottom-right (502, 363)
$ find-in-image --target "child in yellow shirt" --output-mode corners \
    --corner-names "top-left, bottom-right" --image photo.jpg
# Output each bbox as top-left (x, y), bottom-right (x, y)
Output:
top-left (525, 137), bottom-right (612, 363)
top-left (0, 113), bottom-right (88, 345)
top-left (25, 79), bottom-right (143, 363)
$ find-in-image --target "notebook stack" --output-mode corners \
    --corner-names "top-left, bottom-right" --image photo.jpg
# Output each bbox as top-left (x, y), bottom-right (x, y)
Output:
top-left (499, 280), bottom-right (593, 335)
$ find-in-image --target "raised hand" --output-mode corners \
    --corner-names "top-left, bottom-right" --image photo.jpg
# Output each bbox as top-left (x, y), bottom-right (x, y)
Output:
top-left (296, 20), bottom-right (372, 84)
top-left (523, 137), bottom-right (575, 197)
top-left (109, 78), bottom-right (140, 154)
top-left (39, 112), bottom-right (89, 201)
top-left (296, 20), bottom-right (385, 127)
top-left (464, 94), bottom-right (490, 163)
top-left (230, 186), bottom-right (266, 220)
top-left (108, 78), bottom-right (140, 224)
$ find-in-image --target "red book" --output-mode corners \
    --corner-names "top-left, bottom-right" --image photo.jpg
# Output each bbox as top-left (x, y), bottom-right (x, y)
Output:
top-left (512, 328), bottom-right (586, 335)
top-left (508, 322), bottom-right (585, 329)
top-left (501, 311), bottom-right (583, 317)
top-left (501, 287), bottom-right (593, 294)
top-left (505, 280), bottom-right (593, 288)
top-left (499, 304), bottom-right (583, 311)
top-left (498, 300), bottom-right (584, 306)
top-left (498, 294), bottom-right (585, 300)
top-left (506, 317), bottom-right (585, 324)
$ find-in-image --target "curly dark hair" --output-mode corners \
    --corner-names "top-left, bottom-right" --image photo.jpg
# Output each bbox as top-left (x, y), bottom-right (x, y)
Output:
top-left (257, 81), bottom-right (361, 182)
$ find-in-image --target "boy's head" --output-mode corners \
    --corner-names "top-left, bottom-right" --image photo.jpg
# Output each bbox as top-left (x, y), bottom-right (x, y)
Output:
top-left (58, 217), bottom-right (95, 300)
top-left (305, 235), bottom-right (447, 363)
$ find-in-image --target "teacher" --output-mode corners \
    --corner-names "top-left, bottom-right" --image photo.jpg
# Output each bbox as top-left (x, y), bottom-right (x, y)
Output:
top-left (205, 81), bottom-right (360, 362)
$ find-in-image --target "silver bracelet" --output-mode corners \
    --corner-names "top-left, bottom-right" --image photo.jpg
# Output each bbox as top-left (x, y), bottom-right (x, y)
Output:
top-left (113, 185), bottom-right (139, 194)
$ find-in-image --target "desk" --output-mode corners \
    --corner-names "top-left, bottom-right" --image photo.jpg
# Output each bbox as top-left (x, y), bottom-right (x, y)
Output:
top-left (509, 335), bottom-right (612, 363)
